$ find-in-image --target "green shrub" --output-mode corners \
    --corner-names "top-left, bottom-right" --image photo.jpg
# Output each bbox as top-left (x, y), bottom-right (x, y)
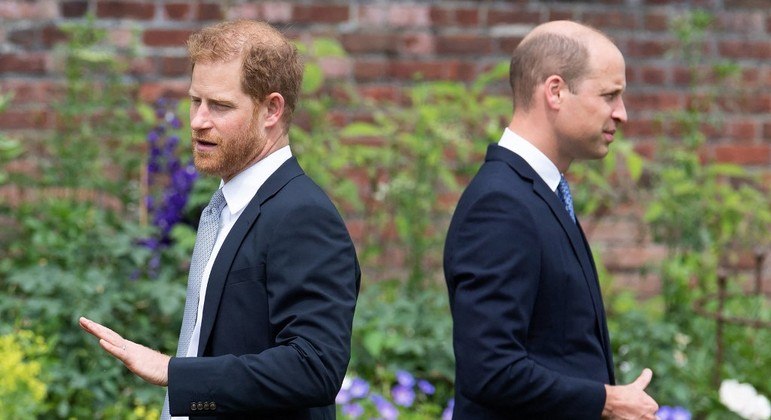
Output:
top-left (0, 330), bottom-right (49, 419)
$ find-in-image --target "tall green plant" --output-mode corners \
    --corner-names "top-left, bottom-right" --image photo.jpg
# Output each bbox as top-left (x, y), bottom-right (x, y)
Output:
top-left (42, 15), bottom-right (145, 202)
top-left (0, 92), bottom-right (22, 186)
top-left (631, 10), bottom-right (771, 416)
top-left (0, 17), bottom-right (186, 418)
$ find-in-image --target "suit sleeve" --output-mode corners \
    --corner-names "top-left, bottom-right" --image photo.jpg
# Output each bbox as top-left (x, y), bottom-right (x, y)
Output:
top-left (167, 197), bottom-right (360, 414)
top-left (445, 188), bottom-right (605, 418)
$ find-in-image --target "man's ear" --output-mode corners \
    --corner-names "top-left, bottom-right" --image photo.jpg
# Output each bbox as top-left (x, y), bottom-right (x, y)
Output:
top-left (544, 75), bottom-right (565, 110)
top-left (263, 92), bottom-right (285, 129)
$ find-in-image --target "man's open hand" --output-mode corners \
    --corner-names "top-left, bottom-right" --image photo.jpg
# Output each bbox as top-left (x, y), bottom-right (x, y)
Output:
top-left (79, 316), bottom-right (170, 386)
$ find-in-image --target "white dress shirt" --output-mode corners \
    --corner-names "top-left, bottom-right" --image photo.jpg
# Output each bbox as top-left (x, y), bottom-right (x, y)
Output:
top-left (498, 128), bottom-right (562, 193)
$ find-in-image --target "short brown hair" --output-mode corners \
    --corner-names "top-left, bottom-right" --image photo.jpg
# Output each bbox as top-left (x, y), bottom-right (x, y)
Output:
top-left (509, 32), bottom-right (590, 110)
top-left (187, 20), bottom-right (303, 131)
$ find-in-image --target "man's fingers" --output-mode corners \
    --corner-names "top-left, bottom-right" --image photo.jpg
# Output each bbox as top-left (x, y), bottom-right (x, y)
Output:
top-left (632, 368), bottom-right (653, 390)
top-left (80, 317), bottom-right (125, 351)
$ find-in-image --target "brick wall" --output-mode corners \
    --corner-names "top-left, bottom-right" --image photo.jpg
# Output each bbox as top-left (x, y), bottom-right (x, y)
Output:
top-left (1, 0), bottom-right (769, 294)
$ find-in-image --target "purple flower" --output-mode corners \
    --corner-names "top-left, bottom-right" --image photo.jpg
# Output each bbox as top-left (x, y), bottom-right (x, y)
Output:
top-left (442, 398), bottom-right (454, 420)
top-left (335, 388), bottom-right (351, 405)
top-left (657, 406), bottom-right (691, 420)
top-left (348, 377), bottom-right (369, 399)
top-left (342, 402), bottom-right (364, 418)
top-left (371, 394), bottom-right (398, 420)
top-left (139, 98), bottom-right (199, 278)
top-left (395, 370), bottom-right (415, 387)
top-left (391, 384), bottom-right (415, 407)
top-left (417, 379), bottom-right (435, 395)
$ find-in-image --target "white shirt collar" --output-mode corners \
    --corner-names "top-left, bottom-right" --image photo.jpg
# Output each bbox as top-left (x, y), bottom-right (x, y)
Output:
top-left (220, 145), bottom-right (293, 215)
top-left (498, 128), bottom-right (562, 192)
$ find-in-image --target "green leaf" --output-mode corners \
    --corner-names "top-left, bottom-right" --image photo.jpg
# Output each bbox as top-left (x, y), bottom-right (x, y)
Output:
top-left (312, 38), bottom-right (346, 57)
top-left (340, 122), bottom-right (381, 138)
top-left (302, 63), bottom-right (324, 94)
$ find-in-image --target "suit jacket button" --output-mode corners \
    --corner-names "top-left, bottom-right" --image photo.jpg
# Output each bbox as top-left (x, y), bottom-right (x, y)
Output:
top-left (203, 402), bottom-right (210, 410)
top-left (190, 402), bottom-right (197, 411)
top-left (211, 402), bottom-right (217, 410)
top-left (197, 402), bottom-right (203, 410)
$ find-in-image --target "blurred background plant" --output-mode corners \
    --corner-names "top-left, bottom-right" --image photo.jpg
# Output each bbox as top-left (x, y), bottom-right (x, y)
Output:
top-left (0, 9), bottom-right (768, 419)
top-left (0, 329), bottom-right (49, 419)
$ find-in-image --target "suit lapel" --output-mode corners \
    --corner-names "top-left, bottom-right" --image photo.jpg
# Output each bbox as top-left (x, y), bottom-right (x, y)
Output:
top-left (487, 145), bottom-right (608, 344)
top-left (196, 158), bottom-right (305, 355)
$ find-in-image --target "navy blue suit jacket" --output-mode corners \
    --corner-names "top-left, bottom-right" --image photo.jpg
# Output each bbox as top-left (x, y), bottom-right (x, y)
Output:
top-left (167, 157), bottom-right (360, 419)
top-left (444, 145), bottom-right (615, 419)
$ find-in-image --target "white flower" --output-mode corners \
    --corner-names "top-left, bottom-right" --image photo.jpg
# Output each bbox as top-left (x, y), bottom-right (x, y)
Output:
top-left (719, 379), bottom-right (771, 420)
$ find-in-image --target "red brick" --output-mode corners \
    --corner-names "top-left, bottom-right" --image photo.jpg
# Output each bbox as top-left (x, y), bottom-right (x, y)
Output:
top-left (161, 56), bottom-right (190, 76)
top-left (196, 2), bottom-right (223, 21)
top-left (547, 9), bottom-right (575, 21)
top-left (319, 57), bottom-right (352, 79)
top-left (0, 1), bottom-right (57, 19)
top-left (353, 59), bottom-right (389, 81)
top-left (626, 38), bottom-right (671, 58)
top-left (763, 123), bottom-right (771, 140)
top-left (726, 120), bottom-right (758, 140)
top-left (388, 5), bottom-right (430, 27)
top-left (582, 10), bottom-right (636, 30)
top-left (429, 7), bottom-right (451, 25)
top-left (293, 4), bottom-right (348, 24)
top-left (164, 3), bottom-right (190, 20)
top-left (456, 8), bottom-right (480, 27)
top-left (601, 244), bottom-right (668, 270)
top-left (672, 66), bottom-right (692, 86)
top-left (143, 29), bottom-right (193, 47)
top-left (42, 24), bottom-right (67, 47)
top-left (727, 0), bottom-right (771, 9)
top-left (61, 1), bottom-right (88, 18)
top-left (390, 60), bottom-right (446, 80)
top-left (718, 40), bottom-right (771, 59)
top-left (390, 59), bottom-right (475, 81)
top-left (96, 1), bottom-right (155, 20)
top-left (632, 141), bottom-right (657, 159)
top-left (341, 32), bottom-right (398, 54)
top-left (0, 53), bottom-right (46, 74)
top-left (0, 80), bottom-right (61, 104)
top-left (357, 85), bottom-right (404, 102)
top-left (400, 32), bottom-right (434, 55)
top-left (625, 91), bottom-right (683, 111)
top-left (622, 118), bottom-right (660, 138)
top-left (488, 8), bottom-right (540, 25)
top-left (138, 81), bottom-right (190, 102)
top-left (644, 11), bottom-right (669, 31)
top-left (499, 36), bottom-right (524, 55)
top-left (640, 66), bottom-right (667, 84)
top-left (736, 96), bottom-right (771, 113)
top-left (8, 28), bottom-right (39, 49)
top-left (0, 108), bottom-right (52, 129)
top-left (436, 34), bottom-right (493, 55)
top-left (716, 11), bottom-right (765, 33)
top-left (713, 144), bottom-right (770, 165)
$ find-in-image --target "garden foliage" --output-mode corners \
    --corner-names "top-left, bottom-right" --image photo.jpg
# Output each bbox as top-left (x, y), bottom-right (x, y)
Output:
top-left (0, 11), bottom-right (768, 419)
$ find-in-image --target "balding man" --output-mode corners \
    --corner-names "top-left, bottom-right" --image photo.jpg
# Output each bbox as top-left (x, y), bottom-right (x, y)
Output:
top-left (444, 20), bottom-right (659, 419)
top-left (81, 20), bottom-right (360, 419)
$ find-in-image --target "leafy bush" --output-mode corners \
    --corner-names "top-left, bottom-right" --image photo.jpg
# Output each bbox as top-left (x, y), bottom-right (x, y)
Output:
top-left (0, 330), bottom-right (49, 418)
top-left (0, 17), bottom-right (189, 418)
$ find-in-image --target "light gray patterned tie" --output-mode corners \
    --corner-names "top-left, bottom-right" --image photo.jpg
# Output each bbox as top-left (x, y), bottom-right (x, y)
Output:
top-left (557, 175), bottom-right (576, 223)
top-left (161, 187), bottom-right (226, 420)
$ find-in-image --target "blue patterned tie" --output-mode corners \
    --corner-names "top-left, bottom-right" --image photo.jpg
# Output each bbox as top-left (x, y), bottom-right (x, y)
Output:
top-left (161, 187), bottom-right (226, 420)
top-left (557, 175), bottom-right (576, 223)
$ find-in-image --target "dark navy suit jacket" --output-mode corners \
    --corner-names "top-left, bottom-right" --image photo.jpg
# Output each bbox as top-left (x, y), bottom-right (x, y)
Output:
top-left (167, 157), bottom-right (360, 419)
top-left (444, 145), bottom-right (615, 419)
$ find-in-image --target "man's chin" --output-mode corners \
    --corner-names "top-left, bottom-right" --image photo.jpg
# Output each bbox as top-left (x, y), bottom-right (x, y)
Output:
top-left (193, 156), bottom-right (221, 177)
